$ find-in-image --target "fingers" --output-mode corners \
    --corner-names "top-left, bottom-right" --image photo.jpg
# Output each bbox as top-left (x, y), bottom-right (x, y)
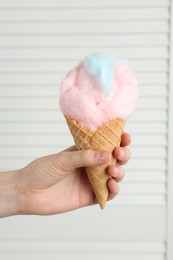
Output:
top-left (63, 132), bottom-right (131, 169)
top-left (107, 178), bottom-right (120, 201)
top-left (107, 164), bottom-right (125, 182)
top-left (113, 147), bottom-right (131, 165)
top-left (58, 150), bottom-right (112, 170)
top-left (107, 150), bottom-right (127, 202)
top-left (120, 132), bottom-right (131, 147)
top-left (107, 165), bottom-right (124, 201)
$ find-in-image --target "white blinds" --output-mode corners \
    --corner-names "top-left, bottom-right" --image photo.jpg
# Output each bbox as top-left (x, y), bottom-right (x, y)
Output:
top-left (0, 0), bottom-right (171, 260)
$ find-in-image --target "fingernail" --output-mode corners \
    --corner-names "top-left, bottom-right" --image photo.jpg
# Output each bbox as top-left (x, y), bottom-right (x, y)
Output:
top-left (96, 151), bottom-right (110, 162)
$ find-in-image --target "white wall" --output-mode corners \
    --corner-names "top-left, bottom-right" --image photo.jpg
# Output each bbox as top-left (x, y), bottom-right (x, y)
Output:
top-left (0, 0), bottom-right (172, 259)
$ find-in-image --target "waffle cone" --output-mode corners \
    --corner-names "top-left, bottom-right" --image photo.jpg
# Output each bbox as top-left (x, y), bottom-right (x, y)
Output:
top-left (65, 115), bottom-right (125, 209)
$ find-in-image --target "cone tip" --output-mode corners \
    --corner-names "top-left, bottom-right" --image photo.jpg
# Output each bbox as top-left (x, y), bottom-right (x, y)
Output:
top-left (99, 201), bottom-right (106, 210)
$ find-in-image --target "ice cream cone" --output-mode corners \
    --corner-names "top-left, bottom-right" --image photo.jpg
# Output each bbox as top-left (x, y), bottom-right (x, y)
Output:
top-left (65, 115), bottom-right (125, 209)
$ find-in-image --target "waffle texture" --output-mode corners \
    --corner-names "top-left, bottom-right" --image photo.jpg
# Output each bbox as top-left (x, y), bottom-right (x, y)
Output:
top-left (65, 115), bottom-right (125, 209)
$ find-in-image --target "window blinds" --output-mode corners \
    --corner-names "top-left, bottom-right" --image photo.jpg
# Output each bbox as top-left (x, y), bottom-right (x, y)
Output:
top-left (0, 0), bottom-right (171, 260)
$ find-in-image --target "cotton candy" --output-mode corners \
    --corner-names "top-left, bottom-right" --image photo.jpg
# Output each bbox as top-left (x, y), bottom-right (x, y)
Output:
top-left (59, 53), bottom-right (138, 131)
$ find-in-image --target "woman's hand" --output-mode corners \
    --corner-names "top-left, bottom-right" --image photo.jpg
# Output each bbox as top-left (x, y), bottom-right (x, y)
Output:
top-left (0, 133), bottom-right (131, 217)
top-left (17, 133), bottom-right (131, 215)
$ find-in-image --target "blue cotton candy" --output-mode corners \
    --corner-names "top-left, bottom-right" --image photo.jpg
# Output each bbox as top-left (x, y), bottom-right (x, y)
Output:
top-left (84, 53), bottom-right (117, 96)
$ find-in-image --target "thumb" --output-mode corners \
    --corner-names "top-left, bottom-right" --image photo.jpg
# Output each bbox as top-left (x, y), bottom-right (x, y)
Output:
top-left (59, 150), bottom-right (111, 170)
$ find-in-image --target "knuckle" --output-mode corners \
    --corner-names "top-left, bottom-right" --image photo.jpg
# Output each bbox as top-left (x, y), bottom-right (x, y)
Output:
top-left (121, 167), bottom-right (125, 179)
top-left (120, 147), bottom-right (131, 163)
top-left (79, 150), bottom-right (90, 164)
top-left (116, 166), bottom-right (125, 182)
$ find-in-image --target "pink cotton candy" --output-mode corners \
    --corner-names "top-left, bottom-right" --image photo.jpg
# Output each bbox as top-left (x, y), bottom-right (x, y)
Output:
top-left (59, 54), bottom-right (138, 131)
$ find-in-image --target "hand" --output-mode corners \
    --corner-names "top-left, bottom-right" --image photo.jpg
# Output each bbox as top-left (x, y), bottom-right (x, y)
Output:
top-left (14, 133), bottom-right (131, 215)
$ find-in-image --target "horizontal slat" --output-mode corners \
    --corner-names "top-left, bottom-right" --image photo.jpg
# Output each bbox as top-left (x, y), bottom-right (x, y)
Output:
top-left (0, 121), bottom-right (167, 134)
top-left (0, 240), bottom-right (165, 260)
top-left (127, 122), bottom-right (167, 134)
top-left (0, 146), bottom-right (67, 157)
top-left (0, 60), bottom-right (169, 72)
top-left (0, 97), bottom-right (58, 109)
top-left (0, 21), bottom-right (169, 34)
top-left (0, 8), bottom-right (169, 21)
top-left (132, 110), bottom-right (167, 121)
top-left (0, 61), bottom-right (76, 72)
top-left (132, 134), bottom-right (167, 146)
top-left (0, 110), bottom-right (63, 121)
top-left (0, 252), bottom-right (165, 260)
top-left (139, 85), bottom-right (168, 97)
top-left (0, 110), bottom-right (167, 122)
top-left (0, 240), bottom-right (165, 253)
top-left (134, 61), bottom-right (168, 72)
top-left (0, 72), bottom-right (168, 84)
top-left (0, 134), bottom-right (72, 147)
top-left (131, 147), bottom-right (166, 158)
top-left (125, 170), bottom-right (166, 182)
top-left (136, 61), bottom-right (168, 72)
top-left (0, 156), bottom-right (65, 171)
top-left (120, 183), bottom-right (166, 195)
top-left (0, 84), bottom-right (168, 98)
top-left (0, 0), bottom-right (170, 8)
top-left (0, 34), bottom-right (168, 47)
top-left (127, 158), bottom-right (166, 170)
top-left (0, 86), bottom-right (58, 97)
top-left (137, 97), bottom-right (168, 109)
top-left (0, 96), bottom-right (168, 109)
top-left (0, 47), bottom-right (168, 59)
top-left (111, 195), bottom-right (165, 206)
top-left (0, 122), bottom-right (68, 134)
top-left (138, 73), bottom-right (168, 84)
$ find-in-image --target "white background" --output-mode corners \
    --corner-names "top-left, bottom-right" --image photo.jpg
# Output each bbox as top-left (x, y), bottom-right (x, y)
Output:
top-left (0, 0), bottom-right (173, 259)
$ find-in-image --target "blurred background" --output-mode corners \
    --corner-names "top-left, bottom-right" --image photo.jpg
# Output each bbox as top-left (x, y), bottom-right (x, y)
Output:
top-left (0, 0), bottom-right (172, 259)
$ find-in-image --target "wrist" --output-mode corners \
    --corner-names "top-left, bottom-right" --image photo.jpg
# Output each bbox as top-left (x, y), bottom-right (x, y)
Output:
top-left (0, 170), bottom-right (25, 218)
